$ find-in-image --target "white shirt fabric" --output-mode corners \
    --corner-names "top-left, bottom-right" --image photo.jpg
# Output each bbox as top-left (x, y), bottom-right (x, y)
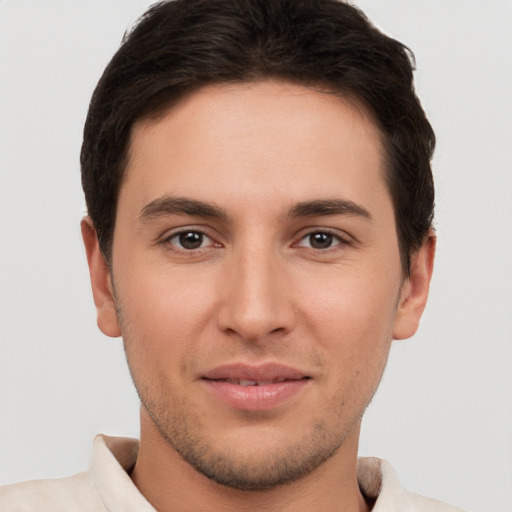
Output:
top-left (0, 435), bottom-right (468, 511)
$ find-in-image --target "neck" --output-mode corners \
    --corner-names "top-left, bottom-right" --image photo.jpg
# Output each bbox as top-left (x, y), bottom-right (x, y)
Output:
top-left (131, 410), bottom-right (370, 512)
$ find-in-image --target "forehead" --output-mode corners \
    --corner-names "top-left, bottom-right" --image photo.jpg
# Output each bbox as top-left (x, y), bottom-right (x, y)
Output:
top-left (122, 80), bottom-right (389, 218)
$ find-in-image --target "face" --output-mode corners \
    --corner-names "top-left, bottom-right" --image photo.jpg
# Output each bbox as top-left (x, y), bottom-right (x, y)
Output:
top-left (83, 80), bottom-right (434, 490)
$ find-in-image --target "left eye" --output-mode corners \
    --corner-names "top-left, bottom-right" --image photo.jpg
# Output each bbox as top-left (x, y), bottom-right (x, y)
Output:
top-left (297, 232), bottom-right (343, 250)
top-left (167, 231), bottom-right (212, 250)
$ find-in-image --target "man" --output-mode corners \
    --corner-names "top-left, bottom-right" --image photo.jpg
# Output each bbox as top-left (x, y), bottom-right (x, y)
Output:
top-left (0, 0), bottom-right (468, 510)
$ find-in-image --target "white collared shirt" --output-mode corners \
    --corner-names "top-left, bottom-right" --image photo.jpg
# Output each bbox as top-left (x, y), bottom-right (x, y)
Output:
top-left (0, 435), bottom-right (468, 511)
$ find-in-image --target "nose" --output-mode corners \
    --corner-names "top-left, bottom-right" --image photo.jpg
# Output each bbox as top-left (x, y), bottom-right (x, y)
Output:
top-left (217, 244), bottom-right (296, 344)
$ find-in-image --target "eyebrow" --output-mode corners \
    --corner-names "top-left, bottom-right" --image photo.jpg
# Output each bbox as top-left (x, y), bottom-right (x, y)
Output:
top-left (140, 196), bottom-right (371, 222)
top-left (288, 199), bottom-right (371, 220)
top-left (140, 196), bottom-right (228, 221)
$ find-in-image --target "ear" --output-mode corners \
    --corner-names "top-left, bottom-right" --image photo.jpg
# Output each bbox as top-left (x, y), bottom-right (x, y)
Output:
top-left (393, 233), bottom-right (436, 340)
top-left (81, 217), bottom-right (121, 338)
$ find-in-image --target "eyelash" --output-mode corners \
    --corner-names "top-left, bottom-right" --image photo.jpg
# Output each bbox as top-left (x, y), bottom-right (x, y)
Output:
top-left (163, 229), bottom-right (220, 252)
top-left (294, 228), bottom-right (351, 251)
top-left (161, 227), bottom-right (351, 254)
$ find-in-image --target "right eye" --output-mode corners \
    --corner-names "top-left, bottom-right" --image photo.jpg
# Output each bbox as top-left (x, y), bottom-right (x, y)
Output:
top-left (166, 230), bottom-right (214, 251)
top-left (298, 231), bottom-right (339, 250)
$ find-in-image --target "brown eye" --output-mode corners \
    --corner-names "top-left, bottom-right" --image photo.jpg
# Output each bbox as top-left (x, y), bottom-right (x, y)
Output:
top-left (296, 230), bottom-right (346, 250)
top-left (167, 231), bottom-right (210, 250)
top-left (309, 232), bottom-right (334, 249)
top-left (179, 232), bottom-right (203, 249)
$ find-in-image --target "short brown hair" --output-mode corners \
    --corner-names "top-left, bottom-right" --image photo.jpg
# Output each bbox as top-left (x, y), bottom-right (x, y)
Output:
top-left (81, 0), bottom-right (435, 272)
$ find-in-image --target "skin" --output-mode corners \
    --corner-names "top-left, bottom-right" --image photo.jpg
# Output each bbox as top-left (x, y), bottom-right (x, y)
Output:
top-left (82, 80), bottom-right (435, 512)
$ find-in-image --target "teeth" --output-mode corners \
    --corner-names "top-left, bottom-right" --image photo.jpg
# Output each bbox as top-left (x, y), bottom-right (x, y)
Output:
top-left (239, 379), bottom-right (258, 386)
top-left (225, 379), bottom-right (277, 386)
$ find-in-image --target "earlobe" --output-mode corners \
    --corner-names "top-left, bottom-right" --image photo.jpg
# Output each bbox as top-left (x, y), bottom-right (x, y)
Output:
top-left (392, 234), bottom-right (436, 340)
top-left (81, 217), bottom-right (121, 338)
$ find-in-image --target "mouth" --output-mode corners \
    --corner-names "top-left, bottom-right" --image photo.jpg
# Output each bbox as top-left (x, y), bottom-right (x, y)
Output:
top-left (219, 378), bottom-right (296, 386)
top-left (205, 376), bottom-right (310, 386)
top-left (200, 363), bottom-right (311, 411)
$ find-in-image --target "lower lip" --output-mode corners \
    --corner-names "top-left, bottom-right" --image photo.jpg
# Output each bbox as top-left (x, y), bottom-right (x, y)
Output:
top-left (201, 379), bottom-right (310, 411)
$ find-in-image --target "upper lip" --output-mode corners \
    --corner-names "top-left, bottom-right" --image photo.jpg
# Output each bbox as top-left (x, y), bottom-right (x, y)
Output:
top-left (201, 363), bottom-right (310, 383)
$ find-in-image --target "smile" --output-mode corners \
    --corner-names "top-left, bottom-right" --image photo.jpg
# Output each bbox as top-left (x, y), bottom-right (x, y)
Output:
top-left (200, 364), bottom-right (311, 411)
top-left (217, 377), bottom-right (293, 386)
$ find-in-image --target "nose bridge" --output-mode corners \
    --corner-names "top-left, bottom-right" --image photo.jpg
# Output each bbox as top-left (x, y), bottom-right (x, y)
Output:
top-left (218, 236), bottom-right (293, 342)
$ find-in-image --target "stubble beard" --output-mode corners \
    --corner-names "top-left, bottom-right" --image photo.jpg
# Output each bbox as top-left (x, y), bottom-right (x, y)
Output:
top-left (116, 300), bottom-right (390, 492)
top-left (122, 342), bottom-right (382, 492)
top-left (139, 391), bottom-right (349, 491)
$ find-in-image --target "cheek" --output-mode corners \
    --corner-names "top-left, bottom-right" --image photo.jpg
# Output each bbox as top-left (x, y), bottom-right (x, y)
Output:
top-left (113, 263), bottom-right (220, 379)
top-left (297, 267), bottom-right (400, 340)
top-left (310, 287), bottom-right (394, 418)
top-left (117, 257), bottom-right (216, 325)
top-left (294, 267), bottom-right (398, 388)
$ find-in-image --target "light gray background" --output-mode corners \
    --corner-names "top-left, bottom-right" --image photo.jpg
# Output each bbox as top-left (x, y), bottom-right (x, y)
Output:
top-left (1, 1), bottom-right (511, 511)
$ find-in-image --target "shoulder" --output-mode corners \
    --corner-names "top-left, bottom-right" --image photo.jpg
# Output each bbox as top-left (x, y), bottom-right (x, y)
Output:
top-left (405, 491), bottom-right (469, 512)
top-left (0, 435), bottom-right (151, 512)
top-left (0, 472), bottom-right (105, 512)
top-left (358, 457), bottom-right (470, 512)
